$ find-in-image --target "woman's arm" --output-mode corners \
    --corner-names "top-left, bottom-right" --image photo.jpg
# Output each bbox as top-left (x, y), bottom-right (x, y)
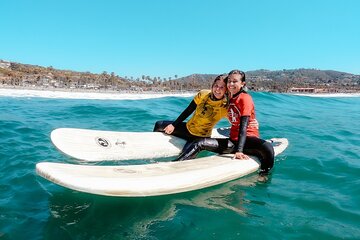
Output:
top-left (164, 100), bottom-right (197, 134)
top-left (233, 116), bottom-right (250, 160)
top-left (172, 100), bottom-right (197, 126)
top-left (236, 116), bottom-right (249, 152)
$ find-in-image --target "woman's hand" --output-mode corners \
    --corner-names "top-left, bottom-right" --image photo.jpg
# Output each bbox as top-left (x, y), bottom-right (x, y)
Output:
top-left (164, 124), bottom-right (175, 134)
top-left (233, 152), bottom-right (250, 160)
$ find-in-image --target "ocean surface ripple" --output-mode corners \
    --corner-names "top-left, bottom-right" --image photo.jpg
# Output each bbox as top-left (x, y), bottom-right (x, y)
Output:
top-left (0, 91), bottom-right (359, 239)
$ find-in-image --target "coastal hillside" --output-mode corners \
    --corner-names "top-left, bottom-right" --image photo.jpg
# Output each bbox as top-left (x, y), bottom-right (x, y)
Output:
top-left (0, 59), bottom-right (359, 93)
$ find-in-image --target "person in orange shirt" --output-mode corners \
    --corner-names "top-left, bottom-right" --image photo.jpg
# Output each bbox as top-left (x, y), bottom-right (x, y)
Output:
top-left (175, 70), bottom-right (274, 181)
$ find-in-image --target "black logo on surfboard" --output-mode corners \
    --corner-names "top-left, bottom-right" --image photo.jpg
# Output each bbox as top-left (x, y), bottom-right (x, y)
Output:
top-left (96, 137), bottom-right (111, 148)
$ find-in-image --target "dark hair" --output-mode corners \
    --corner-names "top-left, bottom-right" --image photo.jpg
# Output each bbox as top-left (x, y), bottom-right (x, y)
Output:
top-left (210, 73), bottom-right (229, 106)
top-left (211, 73), bottom-right (228, 88)
top-left (228, 69), bottom-right (245, 82)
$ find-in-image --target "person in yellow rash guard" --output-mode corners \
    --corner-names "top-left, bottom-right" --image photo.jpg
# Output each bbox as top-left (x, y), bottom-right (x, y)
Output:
top-left (153, 74), bottom-right (229, 149)
top-left (185, 88), bottom-right (229, 137)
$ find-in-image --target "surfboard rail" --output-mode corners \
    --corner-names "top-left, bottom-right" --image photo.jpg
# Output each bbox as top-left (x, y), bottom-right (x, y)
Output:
top-left (37, 138), bottom-right (289, 197)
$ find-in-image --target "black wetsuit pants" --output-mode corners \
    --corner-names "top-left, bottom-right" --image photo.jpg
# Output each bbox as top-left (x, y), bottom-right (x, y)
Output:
top-left (153, 120), bottom-right (203, 151)
top-left (175, 136), bottom-right (275, 175)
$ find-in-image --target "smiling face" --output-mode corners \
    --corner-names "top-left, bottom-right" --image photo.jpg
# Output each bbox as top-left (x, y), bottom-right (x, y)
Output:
top-left (227, 73), bottom-right (245, 96)
top-left (211, 79), bottom-right (227, 100)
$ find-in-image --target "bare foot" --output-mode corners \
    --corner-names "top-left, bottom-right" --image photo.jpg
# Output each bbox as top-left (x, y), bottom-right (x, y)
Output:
top-left (257, 174), bottom-right (268, 183)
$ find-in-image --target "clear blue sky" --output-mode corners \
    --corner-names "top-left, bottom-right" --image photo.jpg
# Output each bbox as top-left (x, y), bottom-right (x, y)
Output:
top-left (1, 0), bottom-right (359, 79)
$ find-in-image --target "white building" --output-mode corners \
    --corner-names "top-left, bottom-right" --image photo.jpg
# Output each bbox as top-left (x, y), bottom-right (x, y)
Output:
top-left (0, 60), bottom-right (11, 69)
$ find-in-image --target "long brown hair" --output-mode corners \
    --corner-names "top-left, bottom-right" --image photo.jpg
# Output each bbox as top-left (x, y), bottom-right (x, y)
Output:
top-left (211, 74), bottom-right (228, 88)
top-left (210, 73), bottom-right (229, 107)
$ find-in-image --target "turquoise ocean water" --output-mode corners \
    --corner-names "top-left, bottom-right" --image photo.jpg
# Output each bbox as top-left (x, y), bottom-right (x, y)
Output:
top-left (0, 91), bottom-right (359, 239)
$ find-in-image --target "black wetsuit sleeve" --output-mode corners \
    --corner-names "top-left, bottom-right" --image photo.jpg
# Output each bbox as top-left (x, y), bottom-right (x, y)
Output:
top-left (236, 116), bottom-right (249, 152)
top-left (172, 100), bottom-right (197, 127)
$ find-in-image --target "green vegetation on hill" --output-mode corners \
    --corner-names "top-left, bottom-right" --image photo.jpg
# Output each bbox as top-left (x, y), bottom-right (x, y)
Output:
top-left (0, 60), bottom-right (359, 93)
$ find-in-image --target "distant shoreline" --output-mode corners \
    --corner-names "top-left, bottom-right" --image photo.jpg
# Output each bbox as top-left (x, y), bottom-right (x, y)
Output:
top-left (2, 60), bottom-right (360, 94)
top-left (1, 85), bottom-right (359, 99)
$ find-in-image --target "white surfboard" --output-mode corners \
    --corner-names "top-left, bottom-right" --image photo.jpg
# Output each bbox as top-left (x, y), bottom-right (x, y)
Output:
top-left (37, 138), bottom-right (288, 197)
top-left (50, 128), bottom-right (229, 161)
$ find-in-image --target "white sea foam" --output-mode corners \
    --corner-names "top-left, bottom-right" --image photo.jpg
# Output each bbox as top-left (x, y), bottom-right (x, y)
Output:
top-left (292, 93), bottom-right (360, 98)
top-left (0, 88), bottom-right (194, 100)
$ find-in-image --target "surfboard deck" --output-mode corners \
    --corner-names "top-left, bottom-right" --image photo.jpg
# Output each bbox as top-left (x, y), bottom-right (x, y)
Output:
top-left (37, 138), bottom-right (288, 197)
top-left (50, 128), bottom-right (229, 161)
